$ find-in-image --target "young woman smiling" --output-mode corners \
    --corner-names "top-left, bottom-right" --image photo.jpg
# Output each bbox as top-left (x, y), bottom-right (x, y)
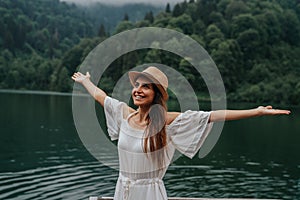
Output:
top-left (72, 66), bottom-right (290, 200)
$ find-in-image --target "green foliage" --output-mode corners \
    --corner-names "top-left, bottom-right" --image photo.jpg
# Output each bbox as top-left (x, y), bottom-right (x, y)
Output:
top-left (225, 0), bottom-right (250, 19)
top-left (205, 24), bottom-right (225, 50)
top-left (144, 11), bottom-right (154, 23)
top-left (114, 21), bottom-right (134, 34)
top-left (172, 4), bottom-right (184, 17)
top-left (168, 14), bottom-right (193, 34)
top-left (0, 0), bottom-right (159, 92)
top-left (233, 74), bottom-right (300, 105)
top-left (165, 3), bottom-right (171, 13)
top-left (1, 0), bottom-right (300, 106)
top-left (98, 24), bottom-right (107, 38)
top-left (211, 39), bottom-right (243, 91)
top-left (79, 3), bottom-right (162, 33)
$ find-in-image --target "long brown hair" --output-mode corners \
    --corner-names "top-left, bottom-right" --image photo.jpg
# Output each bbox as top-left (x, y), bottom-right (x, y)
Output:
top-left (143, 84), bottom-right (168, 169)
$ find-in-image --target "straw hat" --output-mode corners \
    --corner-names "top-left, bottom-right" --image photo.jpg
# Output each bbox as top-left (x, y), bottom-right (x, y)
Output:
top-left (128, 66), bottom-right (169, 100)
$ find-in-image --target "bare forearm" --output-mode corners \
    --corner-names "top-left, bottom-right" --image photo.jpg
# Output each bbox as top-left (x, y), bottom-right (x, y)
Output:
top-left (209, 106), bottom-right (290, 122)
top-left (81, 79), bottom-right (107, 106)
top-left (210, 109), bottom-right (259, 122)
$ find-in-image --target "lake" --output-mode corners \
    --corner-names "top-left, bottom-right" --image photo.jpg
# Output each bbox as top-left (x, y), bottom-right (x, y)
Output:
top-left (0, 91), bottom-right (299, 200)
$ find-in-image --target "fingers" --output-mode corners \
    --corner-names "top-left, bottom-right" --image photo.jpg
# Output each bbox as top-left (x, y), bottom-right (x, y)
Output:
top-left (72, 72), bottom-right (83, 78)
top-left (71, 73), bottom-right (77, 80)
top-left (73, 72), bottom-right (83, 77)
top-left (71, 71), bottom-right (91, 83)
top-left (266, 105), bottom-right (272, 109)
top-left (71, 73), bottom-right (78, 80)
top-left (271, 108), bottom-right (291, 115)
top-left (71, 72), bottom-right (83, 82)
top-left (259, 105), bottom-right (291, 115)
top-left (279, 110), bottom-right (291, 115)
top-left (275, 111), bottom-right (290, 115)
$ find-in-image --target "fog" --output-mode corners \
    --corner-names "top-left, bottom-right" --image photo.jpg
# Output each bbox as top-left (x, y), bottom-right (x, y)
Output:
top-left (61, 0), bottom-right (182, 6)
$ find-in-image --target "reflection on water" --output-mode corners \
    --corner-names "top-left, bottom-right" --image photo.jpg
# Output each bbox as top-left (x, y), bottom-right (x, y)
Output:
top-left (0, 162), bottom-right (117, 200)
top-left (0, 91), bottom-right (299, 199)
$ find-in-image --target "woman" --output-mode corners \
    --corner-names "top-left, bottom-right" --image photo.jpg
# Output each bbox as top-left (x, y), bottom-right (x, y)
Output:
top-left (72, 66), bottom-right (290, 200)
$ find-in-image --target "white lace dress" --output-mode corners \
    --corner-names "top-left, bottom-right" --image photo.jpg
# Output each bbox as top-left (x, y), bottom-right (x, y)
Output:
top-left (104, 97), bottom-right (213, 200)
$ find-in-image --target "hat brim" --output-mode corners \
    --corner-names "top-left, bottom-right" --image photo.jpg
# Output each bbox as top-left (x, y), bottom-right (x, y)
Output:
top-left (128, 71), bottom-right (168, 101)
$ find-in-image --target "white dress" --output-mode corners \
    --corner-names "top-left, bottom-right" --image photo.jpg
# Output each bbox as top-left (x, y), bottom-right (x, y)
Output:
top-left (104, 97), bottom-right (213, 200)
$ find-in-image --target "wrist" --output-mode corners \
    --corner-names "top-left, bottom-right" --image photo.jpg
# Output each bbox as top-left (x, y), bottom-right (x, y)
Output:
top-left (81, 77), bottom-right (91, 85)
top-left (255, 107), bottom-right (263, 116)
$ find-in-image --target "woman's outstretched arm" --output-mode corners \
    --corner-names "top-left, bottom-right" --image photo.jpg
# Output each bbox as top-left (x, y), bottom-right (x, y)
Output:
top-left (209, 106), bottom-right (291, 122)
top-left (72, 72), bottom-right (107, 107)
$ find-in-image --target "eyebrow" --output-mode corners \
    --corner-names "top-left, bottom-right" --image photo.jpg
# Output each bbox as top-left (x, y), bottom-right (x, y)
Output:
top-left (134, 81), bottom-right (153, 88)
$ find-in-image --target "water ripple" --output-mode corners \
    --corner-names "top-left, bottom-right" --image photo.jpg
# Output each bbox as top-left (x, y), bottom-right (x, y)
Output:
top-left (165, 164), bottom-right (298, 199)
top-left (0, 161), bottom-right (117, 200)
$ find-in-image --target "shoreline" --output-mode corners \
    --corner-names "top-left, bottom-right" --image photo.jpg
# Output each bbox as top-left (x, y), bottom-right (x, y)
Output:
top-left (0, 89), bottom-right (297, 108)
top-left (0, 89), bottom-right (89, 97)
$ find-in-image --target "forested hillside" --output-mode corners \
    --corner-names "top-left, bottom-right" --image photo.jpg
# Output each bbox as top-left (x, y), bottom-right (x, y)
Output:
top-left (0, 0), bottom-right (161, 91)
top-left (79, 2), bottom-right (162, 33)
top-left (1, 0), bottom-right (300, 105)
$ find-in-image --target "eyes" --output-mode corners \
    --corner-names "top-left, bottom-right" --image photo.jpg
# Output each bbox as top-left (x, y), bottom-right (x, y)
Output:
top-left (134, 82), bottom-right (151, 89)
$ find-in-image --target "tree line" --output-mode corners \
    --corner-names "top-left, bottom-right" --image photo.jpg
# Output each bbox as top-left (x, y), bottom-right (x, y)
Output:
top-left (1, 0), bottom-right (300, 106)
top-left (0, 0), bottom-right (161, 91)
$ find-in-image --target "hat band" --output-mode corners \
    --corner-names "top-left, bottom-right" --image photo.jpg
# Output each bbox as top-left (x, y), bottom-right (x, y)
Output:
top-left (142, 72), bottom-right (167, 91)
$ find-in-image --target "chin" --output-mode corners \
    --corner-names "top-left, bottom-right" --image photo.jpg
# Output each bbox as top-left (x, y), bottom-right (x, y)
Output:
top-left (133, 102), bottom-right (141, 106)
top-left (133, 101), bottom-right (145, 107)
top-left (133, 100), bottom-right (152, 107)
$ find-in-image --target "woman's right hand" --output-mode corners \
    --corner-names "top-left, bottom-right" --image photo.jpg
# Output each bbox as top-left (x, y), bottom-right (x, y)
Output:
top-left (71, 72), bottom-right (90, 83)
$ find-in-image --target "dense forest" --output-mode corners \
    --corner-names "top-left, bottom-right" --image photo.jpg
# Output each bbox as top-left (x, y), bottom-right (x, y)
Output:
top-left (0, 0), bottom-right (161, 91)
top-left (1, 0), bottom-right (300, 106)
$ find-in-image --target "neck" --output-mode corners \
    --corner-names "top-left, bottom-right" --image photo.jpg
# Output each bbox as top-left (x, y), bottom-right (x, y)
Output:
top-left (137, 105), bottom-right (151, 122)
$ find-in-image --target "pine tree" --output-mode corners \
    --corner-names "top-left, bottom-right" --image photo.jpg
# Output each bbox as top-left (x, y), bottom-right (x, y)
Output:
top-left (144, 11), bottom-right (154, 23)
top-left (173, 4), bottom-right (183, 17)
top-left (165, 3), bottom-right (171, 13)
top-left (123, 13), bottom-right (129, 21)
top-left (98, 24), bottom-right (106, 37)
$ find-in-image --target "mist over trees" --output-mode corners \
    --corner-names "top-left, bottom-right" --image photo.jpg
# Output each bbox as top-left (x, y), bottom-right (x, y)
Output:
top-left (1, 0), bottom-right (300, 105)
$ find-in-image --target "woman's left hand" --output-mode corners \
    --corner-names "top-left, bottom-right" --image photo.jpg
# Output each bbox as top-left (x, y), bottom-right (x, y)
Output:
top-left (257, 105), bottom-right (291, 116)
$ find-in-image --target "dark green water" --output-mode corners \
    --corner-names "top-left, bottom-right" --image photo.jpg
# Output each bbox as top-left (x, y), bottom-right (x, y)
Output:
top-left (0, 91), bottom-right (299, 200)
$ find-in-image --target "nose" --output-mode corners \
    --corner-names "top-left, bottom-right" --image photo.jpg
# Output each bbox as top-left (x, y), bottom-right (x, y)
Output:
top-left (135, 86), bottom-right (142, 93)
top-left (133, 85), bottom-right (142, 94)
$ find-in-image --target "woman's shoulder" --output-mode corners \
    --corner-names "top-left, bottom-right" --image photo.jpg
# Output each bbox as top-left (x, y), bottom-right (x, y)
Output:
top-left (123, 105), bottom-right (136, 119)
top-left (105, 96), bottom-right (136, 119)
top-left (166, 112), bottom-right (181, 125)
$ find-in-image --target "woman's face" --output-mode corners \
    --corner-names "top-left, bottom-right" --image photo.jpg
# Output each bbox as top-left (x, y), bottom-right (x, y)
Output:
top-left (132, 76), bottom-right (156, 107)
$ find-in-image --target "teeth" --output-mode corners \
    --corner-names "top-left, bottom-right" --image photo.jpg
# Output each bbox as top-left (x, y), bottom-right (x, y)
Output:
top-left (135, 95), bottom-right (143, 99)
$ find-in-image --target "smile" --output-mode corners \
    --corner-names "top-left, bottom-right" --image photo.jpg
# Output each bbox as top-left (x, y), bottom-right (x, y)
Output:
top-left (135, 95), bottom-right (144, 100)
